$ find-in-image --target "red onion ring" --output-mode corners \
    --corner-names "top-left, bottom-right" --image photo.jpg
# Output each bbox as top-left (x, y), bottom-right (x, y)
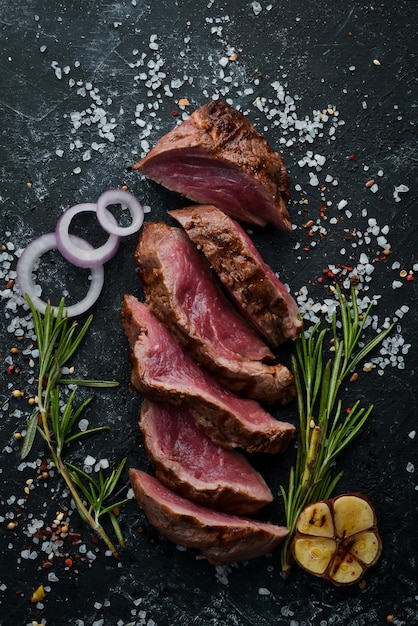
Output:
top-left (55, 203), bottom-right (120, 268)
top-left (96, 189), bottom-right (144, 236)
top-left (16, 232), bottom-right (105, 318)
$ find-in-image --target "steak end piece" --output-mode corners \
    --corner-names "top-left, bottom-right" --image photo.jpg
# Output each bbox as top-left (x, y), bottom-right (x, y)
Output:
top-left (129, 468), bottom-right (289, 565)
top-left (169, 204), bottom-right (303, 348)
top-left (140, 399), bottom-right (273, 515)
top-left (132, 99), bottom-right (291, 230)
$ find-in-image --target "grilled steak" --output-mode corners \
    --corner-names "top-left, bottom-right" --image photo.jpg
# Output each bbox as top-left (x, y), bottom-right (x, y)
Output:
top-left (140, 399), bottom-right (273, 515)
top-left (129, 468), bottom-right (288, 565)
top-left (170, 205), bottom-right (303, 348)
top-left (131, 100), bottom-right (291, 230)
top-left (134, 221), bottom-right (295, 403)
top-left (121, 295), bottom-right (295, 454)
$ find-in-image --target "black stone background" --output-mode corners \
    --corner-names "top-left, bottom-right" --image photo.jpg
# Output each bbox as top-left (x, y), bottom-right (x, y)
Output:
top-left (0, 1), bottom-right (417, 625)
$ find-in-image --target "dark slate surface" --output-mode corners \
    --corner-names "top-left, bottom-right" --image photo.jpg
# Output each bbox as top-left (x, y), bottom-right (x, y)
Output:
top-left (0, 2), bottom-right (417, 625)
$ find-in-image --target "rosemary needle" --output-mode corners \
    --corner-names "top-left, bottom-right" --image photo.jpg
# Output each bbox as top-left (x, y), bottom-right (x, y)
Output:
top-left (279, 286), bottom-right (394, 578)
top-left (21, 294), bottom-right (127, 558)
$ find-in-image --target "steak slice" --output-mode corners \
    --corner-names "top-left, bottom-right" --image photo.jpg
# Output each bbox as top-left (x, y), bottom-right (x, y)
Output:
top-left (129, 468), bottom-right (288, 565)
top-left (121, 295), bottom-right (295, 454)
top-left (131, 100), bottom-right (291, 230)
top-left (170, 205), bottom-right (303, 348)
top-left (140, 399), bottom-right (273, 515)
top-left (134, 221), bottom-right (295, 403)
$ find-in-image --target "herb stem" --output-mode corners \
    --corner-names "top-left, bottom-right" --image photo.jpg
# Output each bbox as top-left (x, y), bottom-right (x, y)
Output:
top-left (49, 446), bottom-right (120, 559)
top-left (21, 294), bottom-right (126, 559)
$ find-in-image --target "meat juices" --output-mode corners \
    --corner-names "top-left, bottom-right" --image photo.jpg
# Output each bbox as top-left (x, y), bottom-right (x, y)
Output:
top-left (129, 469), bottom-right (289, 565)
top-left (121, 295), bottom-right (295, 454)
top-left (140, 399), bottom-right (273, 515)
top-left (134, 221), bottom-right (295, 403)
top-left (170, 204), bottom-right (303, 348)
top-left (132, 100), bottom-right (291, 230)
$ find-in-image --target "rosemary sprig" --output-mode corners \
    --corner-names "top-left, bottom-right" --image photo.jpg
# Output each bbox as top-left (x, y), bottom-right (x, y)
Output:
top-left (279, 286), bottom-right (394, 578)
top-left (66, 458), bottom-right (130, 548)
top-left (21, 294), bottom-right (126, 559)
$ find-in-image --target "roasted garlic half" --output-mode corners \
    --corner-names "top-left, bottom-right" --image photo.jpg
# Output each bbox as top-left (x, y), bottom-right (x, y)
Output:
top-left (292, 493), bottom-right (382, 585)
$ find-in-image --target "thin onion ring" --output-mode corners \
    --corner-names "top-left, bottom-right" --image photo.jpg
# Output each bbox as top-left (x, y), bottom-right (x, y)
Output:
top-left (16, 232), bottom-right (105, 318)
top-left (55, 202), bottom-right (120, 268)
top-left (96, 189), bottom-right (144, 236)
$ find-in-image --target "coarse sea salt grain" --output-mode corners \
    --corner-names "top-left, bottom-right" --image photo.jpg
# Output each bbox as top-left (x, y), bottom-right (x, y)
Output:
top-left (393, 184), bottom-right (409, 202)
top-left (258, 587), bottom-right (271, 596)
top-left (309, 172), bottom-right (319, 186)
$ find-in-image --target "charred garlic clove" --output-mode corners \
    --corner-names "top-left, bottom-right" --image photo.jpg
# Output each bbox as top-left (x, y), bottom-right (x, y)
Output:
top-left (292, 493), bottom-right (382, 586)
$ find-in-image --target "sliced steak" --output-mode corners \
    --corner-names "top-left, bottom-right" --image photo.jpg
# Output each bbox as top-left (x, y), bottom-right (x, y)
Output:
top-left (170, 205), bottom-right (303, 348)
top-left (131, 100), bottom-right (291, 230)
top-left (129, 468), bottom-right (288, 565)
top-left (140, 399), bottom-right (273, 515)
top-left (134, 221), bottom-right (295, 403)
top-left (121, 295), bottom-right (295, 454)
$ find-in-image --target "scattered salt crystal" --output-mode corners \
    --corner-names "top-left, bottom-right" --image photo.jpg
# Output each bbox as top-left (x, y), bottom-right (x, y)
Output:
top-left (309, 172), bottom-right (319, 186)
top-left (392, 280), bottom-right (403, 289)
top-left (337, 199), bottom-right (348, 210)
top-left (406, 462), bottom-right (415, 473)
top-left (21, 549), bottom-right (38, 560)
top-left (48, 572), bottom-right (59, 582)
top-left (95, 458), bottom-right (110, 472)
top-left (393, 184), bottom-right (409, 202)
top-left (258, 587), bottom-right (271, 596)
top-left (252, 2), bottom-right (263, 15)
top-left (409, 431), bottom-right (416, 439)
top-left (314, 153), bottom-right (326, 166)
top-left (377, 236), bottom-right (389, 248)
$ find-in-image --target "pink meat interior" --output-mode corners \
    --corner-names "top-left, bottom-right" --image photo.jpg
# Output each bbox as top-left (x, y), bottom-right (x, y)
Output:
top-left (142, 150), bottom-right (279, 227)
